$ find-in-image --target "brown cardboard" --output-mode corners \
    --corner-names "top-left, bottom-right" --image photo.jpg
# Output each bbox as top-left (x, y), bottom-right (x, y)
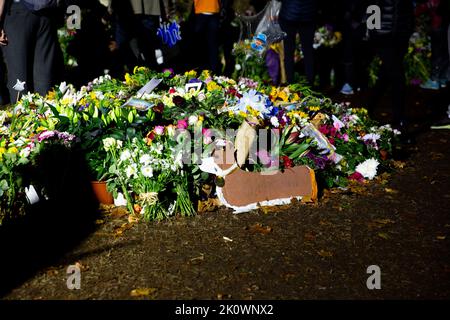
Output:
top-left (221, 166), bottom-right (317, 207)
top-left (212, 141), bottom-right (317, 208)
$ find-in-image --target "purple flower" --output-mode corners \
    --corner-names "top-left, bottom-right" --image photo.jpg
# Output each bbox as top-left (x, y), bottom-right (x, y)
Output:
top-left (306, 152), bottom-right (328, 169)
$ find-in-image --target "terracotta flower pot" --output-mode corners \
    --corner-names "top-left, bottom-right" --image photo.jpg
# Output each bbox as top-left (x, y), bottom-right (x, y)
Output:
top-left (91, 181), bottom-right (114, 205)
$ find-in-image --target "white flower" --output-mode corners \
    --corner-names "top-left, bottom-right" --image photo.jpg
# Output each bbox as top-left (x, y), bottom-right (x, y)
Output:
top-left (59, 82), bottom-right (69, 94)
top-left (235, 64), bottom-right (242, 71)
top-left (141, 165), bottom-right (154, 178)
top-left (103, 137), bottom-right (121, 152)
top-left (120, 150), bottom-right (132, 162)
top-left (125, 164), bottom-right (137, 178)
top-left (139, 154), bottom-right (152, 166)
top-left (13, 79), bottom-right (26, 92)
top-left (362, 133), bottom-right (381, 143)
top-left (270, 116), bottom-right (279, 128)
top-left (188, 115), bottom-right (198, 126)
top-left (19, 147), bottom-right (31, 159)
top-left (356, 158), bottom-right (379, 180)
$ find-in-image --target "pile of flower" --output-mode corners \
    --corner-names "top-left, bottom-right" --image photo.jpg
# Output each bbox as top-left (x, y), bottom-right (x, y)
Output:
top-left (1, 67), bottom-right (399, 223)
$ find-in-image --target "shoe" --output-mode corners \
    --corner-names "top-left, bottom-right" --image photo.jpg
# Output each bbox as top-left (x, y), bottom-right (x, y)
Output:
top-left (431, 116), bottom-right (450, 130)
top-left (340, 83), bottom-right (354, 95)
top-left (439, 79), bottom-right (448, 88)
top-left (420, 79), bottom-right (440, 90)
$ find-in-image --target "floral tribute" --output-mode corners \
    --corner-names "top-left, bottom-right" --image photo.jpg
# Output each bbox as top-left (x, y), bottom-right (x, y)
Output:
top-left (1, 67), bottom-right (399, 224)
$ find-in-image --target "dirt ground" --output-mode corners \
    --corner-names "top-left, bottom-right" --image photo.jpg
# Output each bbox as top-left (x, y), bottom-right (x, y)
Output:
top-left (1, 87), bottom-right (449, 300)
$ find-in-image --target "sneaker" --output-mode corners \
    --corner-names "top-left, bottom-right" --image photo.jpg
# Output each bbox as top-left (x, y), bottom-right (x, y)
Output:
top-left (340, 83), bottom-right (354, 95)
top-left (420, 79), bottom-right (440, 90)
top-left (439, 79), bottom-right (448, 88)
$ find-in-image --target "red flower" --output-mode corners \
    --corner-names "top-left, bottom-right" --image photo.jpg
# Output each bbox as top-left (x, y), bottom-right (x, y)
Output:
top-left (282, 155), bottom-right (294, 168)
top-left (169, 88), bottom-right (176, 94)
top-left (319, 125), bottom-right (329, 135)
top-left (348, 172), bottom-right (364, 183)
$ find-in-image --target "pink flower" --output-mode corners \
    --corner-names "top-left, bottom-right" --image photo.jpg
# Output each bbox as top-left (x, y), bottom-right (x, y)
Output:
top-left (202, 128), bottom-right (213, 145)
top-left (38, 130), bottom-right (55, 142)
top-left (154, 126), bottom-right (165, 135)
top-left (177, 119), bottom-right (188, 130)
top-left (342, 133), bottom-right (349, 142)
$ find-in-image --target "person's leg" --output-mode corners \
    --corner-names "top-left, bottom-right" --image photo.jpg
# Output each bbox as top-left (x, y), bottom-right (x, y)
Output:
top-left (298, 21), bottom-right (315, 86)
top-left (205, 14), bottom-right (220, 73)
top-left (2, 3), bottom-right (34, 101)
top-left (193, 14), bottom-right (208, 71)
top-left (367, 37), bottom-right (392, 116)
top-left (279, 19), bottom-right (297, 84)
top-left (138, 15), bottom-right (160, 70)
top-left (391, 36), bottom-right (410, 125)
top-left (33, 13), bottom-right (60, 96)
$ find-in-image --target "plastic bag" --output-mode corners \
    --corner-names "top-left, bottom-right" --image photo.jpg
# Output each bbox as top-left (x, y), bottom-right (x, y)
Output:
top-left (235, 0), bottom-right (286, 58)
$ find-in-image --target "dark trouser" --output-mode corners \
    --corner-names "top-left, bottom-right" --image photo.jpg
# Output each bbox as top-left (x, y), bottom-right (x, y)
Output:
top-left (2, 2), bottom-right (60, 100)
top-left (431, 26), bottom-right (450, 81)
top-left (133, 15), bottom-right (160, 69)
top-left (341, 23), bottom-right (371, 90)
top-left (194, 14), bottom-right (220, 73)
top-left (369, 35), bottom-right (410, 125)
top-left (280, 19), bottom-right (315, 85)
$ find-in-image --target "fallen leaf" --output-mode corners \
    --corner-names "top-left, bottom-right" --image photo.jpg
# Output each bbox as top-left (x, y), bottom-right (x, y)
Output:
top-left (110, 207), bottom-right (128, 219)
top-left (223, 236), bottom-right (233, 242)
top-left (392, 161), bottom-right (406, 169)
top-left (304, 232), bottom-right (316, 241)
top-left (317, 250), bottom-right (333, 257)
top-left (114, 223), bottom-right (134, 237)
top-left (247, 223), bottom-right (272, 235)
top-left (384, 188), bottom-right (399, 194)
top-left (130, 288), bottom-right (157, 298)
top-left (190, 254), bottom-right (205, 262)
top-left (378, 232), bottom-right (390, 240)
top-left (437, 236), bottom-right (446, 240)
top-left (373, 218), bottom-right (395, 225)
top-left (75, 261), bottom-right (89, 272)
top-left (95, 219), bottom-right (105, 225)
top-left (128, 214), bottom-right (140, 224)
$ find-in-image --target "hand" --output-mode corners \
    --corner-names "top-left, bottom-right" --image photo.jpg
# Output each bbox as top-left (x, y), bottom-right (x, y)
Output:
top-left (0, 28), bottom-right (8, 46)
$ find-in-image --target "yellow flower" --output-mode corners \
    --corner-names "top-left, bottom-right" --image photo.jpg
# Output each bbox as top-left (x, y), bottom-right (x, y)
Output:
top-left (201, 70), bottom-right (211, 79)
top-left (198, 115), bottom-right (204, 123)
top-left (185, 70), bottom-right (197, 78)
top-left (36, 126), bottom-right (47, 132)
top-left (207, 81), bottom-right (221, 92)
top-left (309, 106), bottom-right (320, 112)
top-left (292, 93), bottom-right (300, 102)
top-left (277, 90), bottom-right (289, 102)
top-left (46, 90), bottom-right (56, 101)
top-left (133, 66), bottom-right (148, 74)
top-left (7, 147), bottom-right (18, 154)
top-left (125, 73), bottom-right (133, 86)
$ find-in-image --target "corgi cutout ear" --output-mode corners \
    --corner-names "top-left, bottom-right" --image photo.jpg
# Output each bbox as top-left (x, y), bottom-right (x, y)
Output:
top-left (235, 121), bottom-right (257, 168)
